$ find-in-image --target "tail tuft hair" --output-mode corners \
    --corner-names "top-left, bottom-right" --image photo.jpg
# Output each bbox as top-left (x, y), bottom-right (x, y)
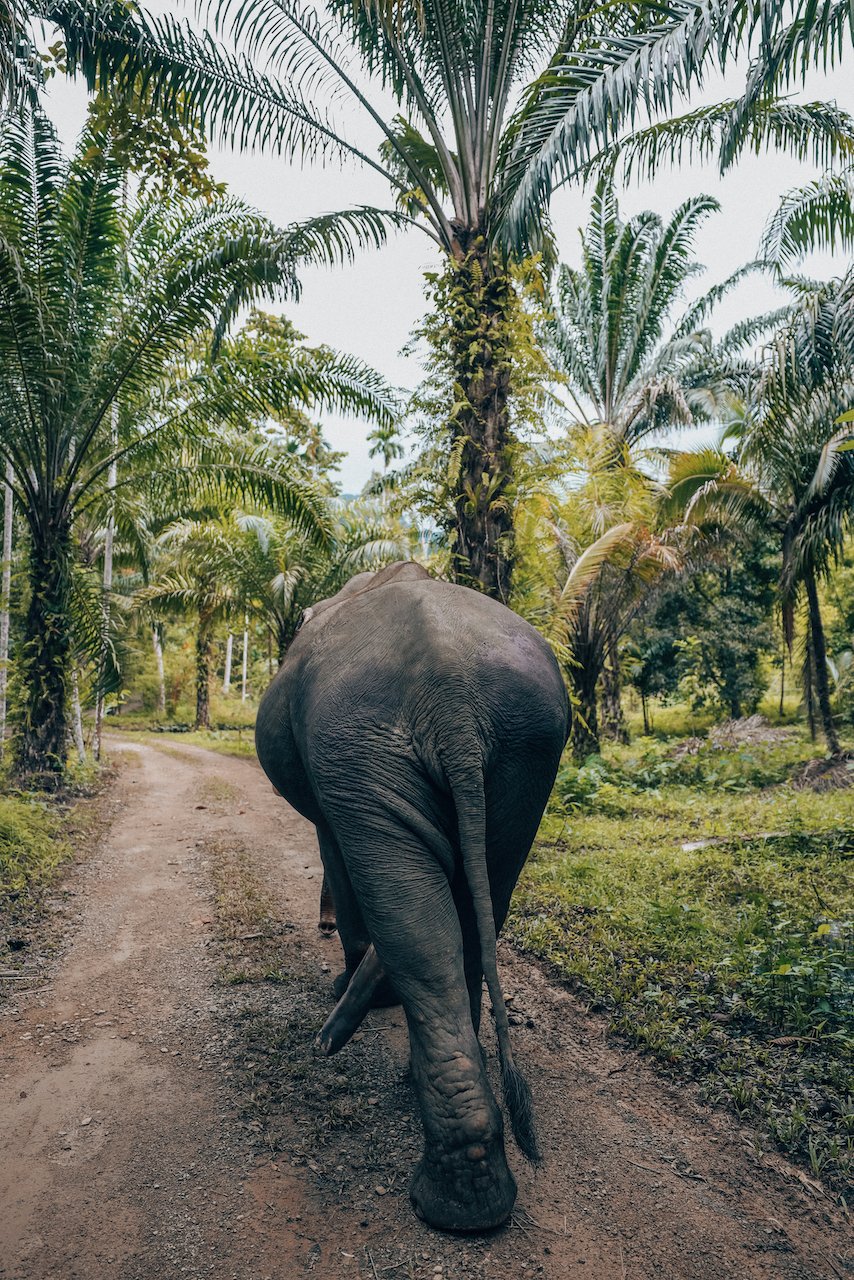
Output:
top-left (501, 1059), bottom-right (541, 1164)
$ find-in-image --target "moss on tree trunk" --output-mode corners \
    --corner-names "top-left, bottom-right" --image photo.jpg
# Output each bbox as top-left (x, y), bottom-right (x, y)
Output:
top-left (195, 612), bottom-right (214, 731)
top-left (443, 239), bottom-right (515, 601)
top-left (14, 517), bottom-right (73, 785)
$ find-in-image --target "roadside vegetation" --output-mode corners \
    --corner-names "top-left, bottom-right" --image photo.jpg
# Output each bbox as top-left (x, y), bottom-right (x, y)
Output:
top-left (0, 771), bottom-right (112, 986)
top-left (0, 795), bottom-right (69, 902)
top-left (509, 724), bottom-right (853, 1191)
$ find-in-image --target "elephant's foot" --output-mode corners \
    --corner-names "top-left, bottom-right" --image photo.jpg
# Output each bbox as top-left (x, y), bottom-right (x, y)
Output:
top-left (409, 1137), bottom-right (517, 1233)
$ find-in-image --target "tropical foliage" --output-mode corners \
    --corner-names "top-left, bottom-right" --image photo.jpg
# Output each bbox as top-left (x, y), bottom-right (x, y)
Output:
top-left (36, 0), bottom-right (854, 600)
top-left (685, 273), bottom-right (854, 754)
top-left (0, 104), bottom-right (394, 779)
top-left (544, 179), bottom-right (778, 446)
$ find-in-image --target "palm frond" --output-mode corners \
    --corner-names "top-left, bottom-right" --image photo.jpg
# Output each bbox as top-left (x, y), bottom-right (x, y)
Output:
top-left (761, 166), bottom-right (854, 267)
top-left (578, 98), bottom-right (854, 186)
top-left (44, 0), bottom-right (397, 178)
top-left (493, 2), bottom-right (768, 252)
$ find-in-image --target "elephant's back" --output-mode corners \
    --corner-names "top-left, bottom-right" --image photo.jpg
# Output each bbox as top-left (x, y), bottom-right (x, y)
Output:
top-left (291, 577), bottom-right (569, 751)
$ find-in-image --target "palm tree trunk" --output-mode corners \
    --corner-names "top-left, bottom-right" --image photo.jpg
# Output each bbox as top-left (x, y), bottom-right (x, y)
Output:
top-left (222, 631), bottom-right (233, 692)
top-left (71, 667), bottom-right (86, 763)
top-left (152, 624), bottom-right (166, 715)
top-left (600, 633), bottom-right (629, 743)
top-left (195, 613), bottom-right (214, 731)
top-left (0, 460), bottom-right (12, 759)
top-left (445, 241), bottom-right (515, 601)
top-left (569, 663), bottom-right (600, 761)
top-left (804, 566), bottom-right (841, 756)
top-left (14, 515), bottom-right (73, 783)
top-left (241, 616), bottom-right (249, 703)
top-left (93, 419), bottom-right (117, 760)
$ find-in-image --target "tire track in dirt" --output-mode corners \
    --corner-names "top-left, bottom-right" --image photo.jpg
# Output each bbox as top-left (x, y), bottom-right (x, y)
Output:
top-left (0, 738), bottom-right (849, 1280)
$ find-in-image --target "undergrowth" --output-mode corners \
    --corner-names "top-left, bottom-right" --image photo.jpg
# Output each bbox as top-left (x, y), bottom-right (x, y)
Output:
top-left (508, 730), bottom-right (853, 1192)
top-left (0, 776), bottom-right (110, 983)
top-left (0, 796), bottom-right (68, 899)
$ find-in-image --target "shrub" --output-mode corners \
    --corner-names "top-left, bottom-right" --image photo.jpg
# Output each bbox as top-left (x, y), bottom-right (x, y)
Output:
top-left (0, 797), bottom-right (68, 898)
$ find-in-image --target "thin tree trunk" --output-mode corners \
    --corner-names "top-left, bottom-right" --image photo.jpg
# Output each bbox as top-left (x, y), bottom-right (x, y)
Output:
top-left (152, 624), bottom-right (166, 715)
top-left (267, 628), bottom-right (272, 676)
top-left (70, 668), bottom-right (86, 763)
top-left (600, 632), bottom-right (629, 743)
top-left (779, 644), bottom-right (785, 718)
top-left (241, 617), bottom-right (249, 703)
top-left (195, 614), bottom-right (213, 731)
top-left (0, 460), bottom-right (12, 759)
top-left (804, 637), bottom-right (817, 742)
top-left (804, 566), bottom-right (841, 756)
top-left (93, 407), bottom-right (118, 760)
top-left (641, 691), bottom-right (650, 736)
top-left (14, 516), bottom-right (73, 784)
top-left (222, 631), bottom-right (233, 692)
top-left (445, 242), bottom-right (515, 602)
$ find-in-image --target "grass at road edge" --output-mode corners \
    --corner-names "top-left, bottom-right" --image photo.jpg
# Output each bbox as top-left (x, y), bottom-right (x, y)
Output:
top-left (0, 766), bottom-right (115, 987)
top-left (109, 725), bottom-right (257, 760)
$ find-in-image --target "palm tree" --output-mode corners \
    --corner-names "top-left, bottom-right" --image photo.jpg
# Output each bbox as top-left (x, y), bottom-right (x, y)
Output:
top-left (544, 179), bottom-right (782, 737)
top-left (513, 429), bottom-right (681, 758)
top-left (85, 307), bottom-right (399, 730)
top-left (686, 277), bottom-right (854, 756)
top-left (44, 0), bottom-right (854, 599)
top-left (762, 166), bottom-right (854, 270)
top-left (0, 462), bottom-right (14, 758)
top-left (545, 179), bottom-right (783, 450)
top-left (139, 519), bottom-right (247, 729)
top-left (232, 505), bottom-right (412, 665)
top-left (368, 425), bottom-right (405, 475)
top-left (0, 104), bottom-right (392, 782)
top-left (737, 1), bottom-right (854, 149)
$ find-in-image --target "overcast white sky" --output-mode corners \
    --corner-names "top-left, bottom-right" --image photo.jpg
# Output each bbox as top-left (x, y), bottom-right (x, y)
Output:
top-left (43, 10), bottom-right (854, 491)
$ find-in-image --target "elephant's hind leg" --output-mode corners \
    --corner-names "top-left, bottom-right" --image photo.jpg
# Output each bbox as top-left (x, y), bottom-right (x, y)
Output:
top-left (333, 820), bottom-right (517, 1232)
top-left (315, 820), bottom-right (371, 998)
top-left (451, 869), bottom-right (484, 1036)
top-left (316, 820), bottom-right (398, 1006)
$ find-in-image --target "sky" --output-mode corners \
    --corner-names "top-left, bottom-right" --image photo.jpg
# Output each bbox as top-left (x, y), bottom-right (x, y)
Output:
top-left (42, 9), bottom-right (854, 492)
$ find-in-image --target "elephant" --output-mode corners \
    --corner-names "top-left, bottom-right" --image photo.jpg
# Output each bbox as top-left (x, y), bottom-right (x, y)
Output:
top-left (255, 561), bottom-right (569, 1232)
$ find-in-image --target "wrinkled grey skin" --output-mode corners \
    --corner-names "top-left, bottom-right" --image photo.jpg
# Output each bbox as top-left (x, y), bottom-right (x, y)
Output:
top-left (255, 562), bottom-right (569, 1232)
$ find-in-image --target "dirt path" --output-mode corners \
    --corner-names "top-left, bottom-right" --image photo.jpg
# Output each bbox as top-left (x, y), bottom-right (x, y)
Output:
top-left (0, 739), bottom-right (849, 1280)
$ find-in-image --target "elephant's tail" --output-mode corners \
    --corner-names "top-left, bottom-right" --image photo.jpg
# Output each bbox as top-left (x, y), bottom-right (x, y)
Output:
top-left (447, 757), bottom-right (541, 1164)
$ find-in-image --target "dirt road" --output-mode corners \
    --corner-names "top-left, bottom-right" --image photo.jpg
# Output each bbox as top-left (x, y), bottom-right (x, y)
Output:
top-left (0, 739), bottom-right (849, 1280)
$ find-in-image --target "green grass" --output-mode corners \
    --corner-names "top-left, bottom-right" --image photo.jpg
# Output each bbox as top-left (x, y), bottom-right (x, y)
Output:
top-left (508, 729), bottom-right (854, 1192)
top-left (0, 795), bottom-right (69, 899)
top-left (110, 725), bottom-right (257, 760)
